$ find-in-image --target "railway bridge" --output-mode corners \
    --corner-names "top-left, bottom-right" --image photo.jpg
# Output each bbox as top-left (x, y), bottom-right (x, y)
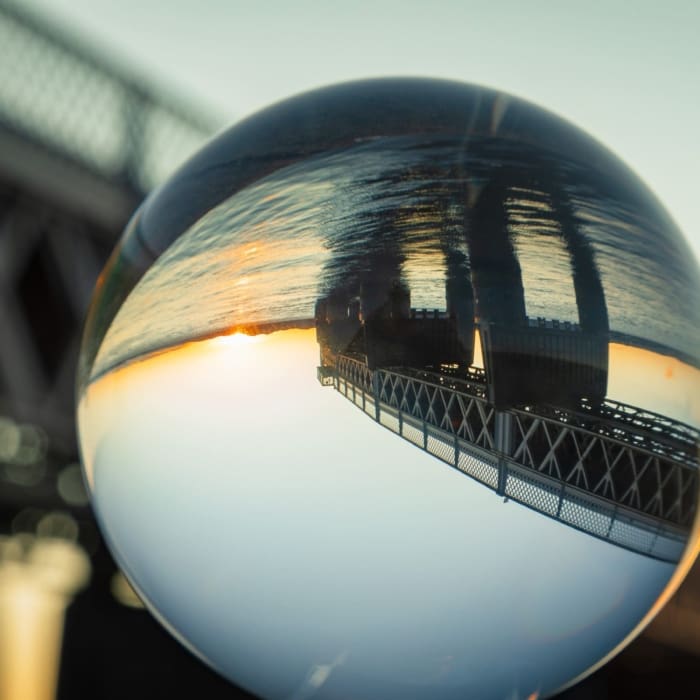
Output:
top-left (327, 352), bottom-right (698, 563)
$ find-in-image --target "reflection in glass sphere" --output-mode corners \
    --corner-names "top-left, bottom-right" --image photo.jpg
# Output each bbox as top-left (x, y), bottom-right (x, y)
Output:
top-left (77, 79), bottom-right (700, 699)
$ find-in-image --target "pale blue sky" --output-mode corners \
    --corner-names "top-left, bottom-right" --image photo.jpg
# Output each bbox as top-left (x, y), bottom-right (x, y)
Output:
top-left (18, 0), bottom-right (700, 259)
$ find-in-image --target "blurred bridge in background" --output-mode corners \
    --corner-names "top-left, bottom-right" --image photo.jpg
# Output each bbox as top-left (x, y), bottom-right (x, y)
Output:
top-left (0, 5), bottom-right (240, 699)
top-left (0, 0), bottom-right (217, 453)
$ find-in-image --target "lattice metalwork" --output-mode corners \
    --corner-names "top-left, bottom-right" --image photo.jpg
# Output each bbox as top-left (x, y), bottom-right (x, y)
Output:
top-left (0, 4), bottom-right (219, 496)
top-left (374, 366), bottom-right (495, 451)
top-left (558, 492), bottom-right (613, 537)
top-left (379, 406), bottom-right (400, 433)
top-left (608, 515), bottom-right (658, 553)
top-left (401, 415), bottom-right (424, 448)
top-left (0, 2), bottom-right (217, 193)
top-left (0, 182), bottom-right (111, 448)
top-left (426, 426), bottom-right (456, 463)
top-left (334, 354), bottom-right (695, 562)
top-left (505, 470), bottom-right (561, 517)
top-left (388, 365), bottom-right (487, 399)
top-left (336, 355), bottom-right (373, 393)
top-left (510, 412), bottom-right (697, 527)
top-left (457, 444), bottom-right (499, 488)
top-left (534, 399), bottom-right (698, 467)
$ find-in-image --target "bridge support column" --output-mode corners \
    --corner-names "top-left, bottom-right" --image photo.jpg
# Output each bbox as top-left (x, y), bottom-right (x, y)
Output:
top-left (495, 411), bottom-right (513, 495)
top-left (372, 370), bottom-right (381, 423)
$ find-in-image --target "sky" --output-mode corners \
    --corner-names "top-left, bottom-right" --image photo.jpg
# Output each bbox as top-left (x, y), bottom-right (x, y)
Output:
top-left (78, 328), bottom-right (679, 699)
top-left (16, 0), bottom-right (700, 259)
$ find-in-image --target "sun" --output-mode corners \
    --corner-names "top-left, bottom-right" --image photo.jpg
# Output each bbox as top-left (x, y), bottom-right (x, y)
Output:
top-left (211, 332), bottom-right (265, 348)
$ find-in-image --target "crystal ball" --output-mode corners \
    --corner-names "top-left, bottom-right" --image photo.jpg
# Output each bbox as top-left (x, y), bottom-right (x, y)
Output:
top-left (77, 78), bottom-right (700, 699)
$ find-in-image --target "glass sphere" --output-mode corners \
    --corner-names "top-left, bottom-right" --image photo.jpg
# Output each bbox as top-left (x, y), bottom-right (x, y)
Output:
top-left (77, 78), bottom-right (700, 699)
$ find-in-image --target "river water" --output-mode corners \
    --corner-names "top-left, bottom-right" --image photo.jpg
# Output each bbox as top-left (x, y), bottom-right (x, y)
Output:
top-left (92, 135), bottom-right (700, 378)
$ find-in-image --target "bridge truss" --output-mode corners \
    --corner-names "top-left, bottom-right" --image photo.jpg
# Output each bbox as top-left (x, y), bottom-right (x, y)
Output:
top-left (335, 355), bottom-right (698, 563)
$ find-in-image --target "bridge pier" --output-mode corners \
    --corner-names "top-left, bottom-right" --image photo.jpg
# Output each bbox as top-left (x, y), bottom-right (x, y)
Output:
top-left (444, 247), bottom-right (475, 365)
top-left (466, 165), bottom-right (609, 408)
top-left (467, 178), bottom-right (526, 328)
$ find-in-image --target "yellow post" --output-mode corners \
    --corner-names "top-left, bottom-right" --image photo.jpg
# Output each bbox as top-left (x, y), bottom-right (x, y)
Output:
top-left (0, 535), bottom-right (90, 700)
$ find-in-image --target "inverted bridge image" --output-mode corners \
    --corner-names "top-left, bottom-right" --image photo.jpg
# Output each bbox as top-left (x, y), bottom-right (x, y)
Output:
top-left (316, 281), bottom-right (698, 564)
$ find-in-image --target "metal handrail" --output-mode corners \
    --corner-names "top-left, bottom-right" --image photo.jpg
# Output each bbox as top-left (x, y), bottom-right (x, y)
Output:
top-left (334, 368), bottom-right (689, 563)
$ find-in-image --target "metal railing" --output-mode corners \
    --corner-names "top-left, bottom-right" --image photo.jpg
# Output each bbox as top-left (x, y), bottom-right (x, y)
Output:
top-left (333, 355), bottom-right (698, 562)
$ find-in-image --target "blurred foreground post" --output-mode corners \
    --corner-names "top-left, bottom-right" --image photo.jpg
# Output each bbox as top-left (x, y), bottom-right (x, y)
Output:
top-left (0, 535), bottom-right (90, 700)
